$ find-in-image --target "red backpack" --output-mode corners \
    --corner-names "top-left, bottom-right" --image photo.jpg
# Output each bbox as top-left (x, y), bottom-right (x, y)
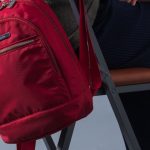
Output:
top-left (0, 0), bottom-right (101, 149)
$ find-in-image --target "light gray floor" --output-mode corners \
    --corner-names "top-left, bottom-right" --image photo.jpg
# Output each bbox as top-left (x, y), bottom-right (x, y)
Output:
top-left (0, 95), bottom-right (126, 150)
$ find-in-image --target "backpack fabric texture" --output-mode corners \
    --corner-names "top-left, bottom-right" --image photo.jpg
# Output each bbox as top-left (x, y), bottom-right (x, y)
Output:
top-left (0, 0), bottom-right (101, 149)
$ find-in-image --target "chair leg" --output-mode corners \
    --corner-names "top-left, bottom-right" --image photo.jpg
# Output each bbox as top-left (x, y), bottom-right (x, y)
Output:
top-left (104, 78), bottom-right (141, 150)
top-left (57, 123), bottom-right (76, 150)
top-left (43, 123), bottom-right (75, 150)
top-left (43, 136), bottom-right (56, 150)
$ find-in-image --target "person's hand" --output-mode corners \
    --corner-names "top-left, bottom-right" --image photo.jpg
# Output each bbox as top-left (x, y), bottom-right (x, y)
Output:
top-left (120, 0), bottom-right (138, 6)
top-left (127, 0), bottom-right (138, 5)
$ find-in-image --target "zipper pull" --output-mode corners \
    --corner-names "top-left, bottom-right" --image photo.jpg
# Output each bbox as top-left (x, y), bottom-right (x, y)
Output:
top-left (7, 0), bottom-right (16, 8)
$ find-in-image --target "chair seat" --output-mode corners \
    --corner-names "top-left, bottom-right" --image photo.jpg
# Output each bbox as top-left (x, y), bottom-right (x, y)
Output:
top-left (110, 68), bottom-right (150, 86)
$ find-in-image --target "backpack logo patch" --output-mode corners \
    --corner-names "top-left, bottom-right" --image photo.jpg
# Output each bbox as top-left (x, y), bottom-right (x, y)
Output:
top-left (0, 32), bottom-right (11, 41)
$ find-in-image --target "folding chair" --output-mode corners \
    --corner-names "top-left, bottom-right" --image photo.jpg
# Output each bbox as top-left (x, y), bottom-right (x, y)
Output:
top-left (43, 0), bottom-right (150, 150)
top-left (43, 122), bottom-right (75, 150)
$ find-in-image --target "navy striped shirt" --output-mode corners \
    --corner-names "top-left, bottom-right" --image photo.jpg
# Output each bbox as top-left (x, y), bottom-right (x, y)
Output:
top-left (93, 0), bottom-right (150, 69)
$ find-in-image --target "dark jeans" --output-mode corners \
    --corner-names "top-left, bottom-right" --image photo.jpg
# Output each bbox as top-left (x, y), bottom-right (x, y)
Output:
top-left (120, 91), bottom-right (150, 150)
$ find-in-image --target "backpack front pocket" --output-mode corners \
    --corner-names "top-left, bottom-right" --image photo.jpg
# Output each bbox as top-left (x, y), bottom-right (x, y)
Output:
top-left (0, 19), bottom-right (71, 125)
top-left (0, 38), bottom-right (35, 55)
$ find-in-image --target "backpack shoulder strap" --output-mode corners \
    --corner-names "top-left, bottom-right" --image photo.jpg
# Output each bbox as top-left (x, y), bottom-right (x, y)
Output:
top-left (17, 140), bottom-right (36, 150)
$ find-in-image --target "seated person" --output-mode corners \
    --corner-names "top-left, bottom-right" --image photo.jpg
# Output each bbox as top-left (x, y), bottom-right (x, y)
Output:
top-left (93, 1), bottom-right (150, 149)
top-left (51, 0), bottom-right (150, 149)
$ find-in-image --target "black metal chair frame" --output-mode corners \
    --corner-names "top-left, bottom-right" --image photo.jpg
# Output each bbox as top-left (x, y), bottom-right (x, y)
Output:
top-left (43, 122), bottom-right (75, 150)
top-left (43, 0), bottom-right (150, 149)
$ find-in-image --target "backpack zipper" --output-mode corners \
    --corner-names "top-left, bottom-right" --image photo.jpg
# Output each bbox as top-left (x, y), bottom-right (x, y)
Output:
top-left (0, 39), bottom-right (34, 55)
top-left (1, 17), bottom-right (62, 75)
